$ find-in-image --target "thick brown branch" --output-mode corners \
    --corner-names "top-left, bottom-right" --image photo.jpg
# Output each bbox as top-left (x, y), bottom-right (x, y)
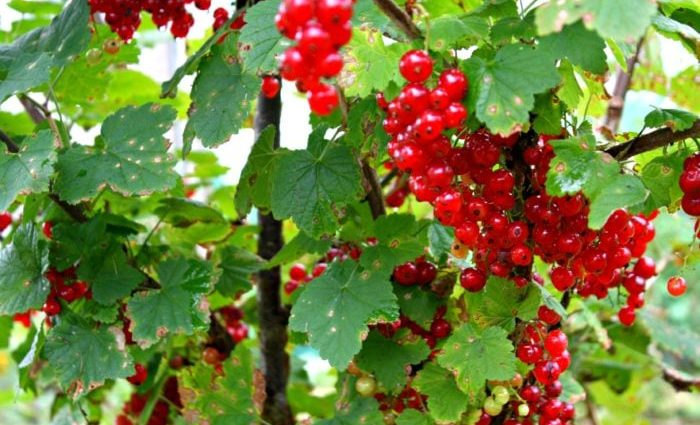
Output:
top-left (603, 38), bottom-right (645, 134)
top-left (18, 94), bottom-right (49, 124)
top-left (254, 79), bottom-right (294, 425)
top-left (48, 193), bottom-right (88, 223)
top-left (0, 129), bottom-right (20, 153)
top-left (362, 159), bottom-right (386, 219)
top-left (604, 119), bottom-right (700, 160)
top-left (372, 0), bottom-right (421, 40)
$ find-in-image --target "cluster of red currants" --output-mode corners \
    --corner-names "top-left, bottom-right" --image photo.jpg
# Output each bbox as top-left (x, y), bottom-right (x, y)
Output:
top-left (88, 0), bottom-right (212, 41)
top-left (212, 7), bottom-right (246, 32)
top-left (374, 385), bottom-right (428, 415)
top-left (0, 211), bottom-right (11, 232)
top-left (218, 305), bottom-right (250, 344)
top-left (40, 267), bottom-right (91, 317)
top-left (276, 0), bottom-right (354, 115)
top-left (680, 152), bottom-right (700, 216)
top-left (284, 262), bottom-right (327, 294)
top-left (522, 138), bottom-right (658, 326)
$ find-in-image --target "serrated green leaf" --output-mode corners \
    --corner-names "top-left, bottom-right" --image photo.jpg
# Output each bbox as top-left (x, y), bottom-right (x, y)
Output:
top-left (640, 150), bottom-right (686, 210)
top-left (185, 38), bottom-right (260, 147)
top-left (79, 245), bottom-right (143, 305)
top-left (587, 174), bottom-right (649, 228)
top-left (289, 261), bottom-right (399, 369)
top-left (216, 246), bottom-right (264, 296)
top-left (396, 410), bottom-right (431, 425)
top-left (394, 286), bottom-right (442, 329)
top-left (463, 43), bottom-right (560, 135)
top-left (0, 130), bottom-right (55, 211)
top-left (267, 231), bottom-right (333, 268)
top-left (413, 363), bottom-right (469, 422)
top-left (490, 14), bottom-right (536, 44)
top-left (360, 214), bottom-right (426, 275)
top-left (438, 324), bottom-right (516, 396)
top-left (155, 198), bottom-right (226, 226)
top-left (0, 52), bottom-right (52, 102)
top-left (185, 345), bottom-right (257, 425)
top-left (238, 0), bottom-right (289, 74)
top-left (426, 15), bottom-right (489, 51)
top-left (342, 27), bottom-right (408, 98)
top-left (465, 276), bottom-right (540, 332)
top-left (538, 22), bottom-right (607, 74)
top-left (127, 258), bottom-right (211, 347)
top-left (644, 108), bottom-right (698, 131)
top-left (316, 397), bottom-right (384, 425)
top-left (557, 60), bottom-right (583, 108)
top-left (0, 224), bottom-right (50, 315)
top-left (535, 0), bottom-right (657, 42)
top-left (235, 125), bottom-right (279, 217)
top-left (427, 221), bottom-right (454, 260)
top-left (671, 65), bottom-right (700, 113)
top-left (76, 300), bottom-right (119, 324)
top-left (55, 103), bottom-right (178, 203)
top-left (532, 283), bottom-right (568, 318)
top-left (356, 331), bottom-right (430, 392)
top-left (270, 143), bottom-right (363, 238)
top-left (44, 315), bottom-right (133, 397)
top-left (653, 14), bottom-right (700, 54)
top-left (532, 92), bottom-right (563, 135)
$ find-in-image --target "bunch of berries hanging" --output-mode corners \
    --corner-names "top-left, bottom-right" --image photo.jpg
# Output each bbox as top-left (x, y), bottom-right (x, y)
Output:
top-left (275, 0), bottom-right (354, 115)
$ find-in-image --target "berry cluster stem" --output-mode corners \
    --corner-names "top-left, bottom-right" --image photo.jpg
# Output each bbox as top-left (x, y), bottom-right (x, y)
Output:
top-left (372, 0), bottom-right (421, 40)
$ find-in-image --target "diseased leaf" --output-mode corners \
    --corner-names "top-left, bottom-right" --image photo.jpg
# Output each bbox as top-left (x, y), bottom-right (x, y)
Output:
top-left (289, 261), bottom-right (399, 369)
top-left (55, 103), bottom-right (178, 203)
top-left (0, 52), bottom-right (52, 102)
top-left (640, 150), bottom-right (686, 210)
top-left (0, 224), bottom-right (50, 315)
top-left (356, 331), bottom-right (430, 393)
top-left (127, 258), bottom-right (212, 347)
top-left (0, 130), bottom-right (55, 211)
top-left (644, 108), bottom-right (698, 132)
top-left (44, 315), bottom-right (133, 397)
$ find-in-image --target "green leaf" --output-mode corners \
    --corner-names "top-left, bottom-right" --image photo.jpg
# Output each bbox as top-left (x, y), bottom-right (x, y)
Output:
top-left (342, 27), bottom-right (408, 98)
top-left (394, 286), bottom-right (442, 329)
top-left (185, 38), bottom-right (260, 148)
top-left (644, 108), bottom-right (698, 132)
top-left (465, 276), bottom-right (540, 332)
top-left (396, 410), bottom-right (432, 425)
top-left (490, 14), bottom-right (536, 44)
top-left (127, 258), bottom-right (212, 347)
top-left (0, 224), bottom-right (50, 315)
top-left (267, 231), bottom-right (333, 268)
top-left (427, 221), bottom-right (454, 260)
top-left (316, 397), bottom-right (384, 425)
top-left (413, 363), bottom-right (469, 422)
top-left (438, 324), bottom-right (516, 396)
top-left (0, 316), bottom-right (12, 349)
top-left (270, 143), bottom-right (363, 238)
top-left (79, 244), bottom-right (143, 305)
top-left (44, 315), bottom-right (133, 397)
top-left (235, 125), bottom-right (279, 217)
top-left (0, 130), bottom-right (55, 211)
top-left (532, 283), bottom-right (568, 318)
top-left (238, 0), bottom-right (289, 74)
top-left (532, 93), bottom-right (563, 135)
top-left (546, 135), bottom-right (649, 228)
top-left (538, 22), bottom-right (607, 74)
top-left (55, 103), bottom-right (178, 203)
top-left (356, 331), bottom-right (430, 392)
top-left (179, 345), bottom-right (257, 425)
top-left (640, 150), bottom-right (686, 210)
top-left (426, 15), bottom-right (489, 51)
top-left (155, 198), bottom-right (226, 226)
top-left (557, 60), bottom-right (583, 108)
top-left (653, 14), bottom-right (700, 54)
top-left (289, 261), bottom-right (399, 369)
top-left (360, 214), bottom-right (426, 275)
top-left (0, 52), bottom-right (52, 102)
top-left (535, 0), bottom-right (657, 42)
top-left (216, 246), bottom-right (264, 296)
top-left (671, 65), bottom-right (700, 113)
top-left (463, 43), bottom-right (560, 135)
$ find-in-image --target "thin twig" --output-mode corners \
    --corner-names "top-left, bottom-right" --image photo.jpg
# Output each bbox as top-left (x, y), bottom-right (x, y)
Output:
top-left (603, 37), bottom-right (645, 134)
top-left (604, 119), bottom-right (700, 160)
top-left (372, 0), bottom-right (421, 40)
top-left (0, 129), bottom-right (20, 153)
top-left (362, 158), bottom-right (386, 219)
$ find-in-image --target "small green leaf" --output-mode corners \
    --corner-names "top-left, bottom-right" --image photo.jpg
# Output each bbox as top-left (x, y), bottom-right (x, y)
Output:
top-left (394, 286), bottom-right (442, 329)
top-left (235, 125), bottom-right (279, 217)
top-left (426, 15), bottom-right (489, 51)
top-left (644, 108), bottom-right (698, 132)
top-left (465, 276), bottom-right (540, 332)
top-left (155, 198), bottom-right (226, 226)
top-left (0, 224), bottom-right (49, 315)
top-left (396, 410), bottom-right (431, 425)
top-left (587, 174), bottom-right (649, 228)
top-left (270, 143), bottom-right (363, 238)
top-left (413, 363), bottom-right (469, 422)
top-left (185, 37), bottom-right (260, 147)
top-left (557, 60), bottom-right (583, 108)
top-left (267, 231), bottom-right (333, 268)
top-left (55, 103), bottom-right (178, 203)
top-left (538, 22), bottom-right (608, 74)
top-left (438, 324), bottom-right (516, 396)
top-left (532, 93), bottom-right (563, 135)
top-left (360, 214), bottom-right (426, 275)
top-left (78, 245), bottom-right (143, 305)
top-left (316, 397), bottom-right (384, 425)
top-left (356, 331), bottom-right (430, 392)
top-left (127, 258), bottom-right (212, 347)
top-left (44, 315), bottom-right (133, 397)
top-left (0, 130), bottom-right (55, 211)
top-left (533, 283), bottom-right (568, 318)
top-left (289, 261), bottom-right (399, 369)
top-left (427, 221), bottom-right (454, 260)
top-left (640, 150), bottom-right (686, 210)
top-left (216, 246), bottom-right (265, 296)
top-left (238, 0), bottom-right (289, 74)
top-left (0, 52), bottom-right (52, 102)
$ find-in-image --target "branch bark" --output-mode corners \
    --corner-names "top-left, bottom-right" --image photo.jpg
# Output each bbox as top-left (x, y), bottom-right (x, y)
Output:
top-left (372, 0), bottom-right (421, 40)
top-left (604, 119), bottom-right (700, 160)
top-left (254, 79), bottom-right (294, 425)
top-left (362, 159), bottom-right (386, 219)
top-left (603, 38), bottom-right (645, 134)
top-left (0, 129), bottom-right (20, 153)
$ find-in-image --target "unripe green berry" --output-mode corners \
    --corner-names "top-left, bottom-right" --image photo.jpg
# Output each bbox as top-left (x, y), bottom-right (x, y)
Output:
top-left (492, 385), bottom-right (510, 405)
top-left (483, 397), bottom-right (503, 416)
top-left (355, 376), bottom-right (376, 396)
